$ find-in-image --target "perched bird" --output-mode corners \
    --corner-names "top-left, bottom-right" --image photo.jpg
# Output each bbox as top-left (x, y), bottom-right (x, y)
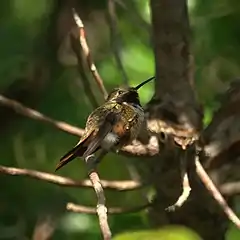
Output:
top-left (55, 76), bottom-right (154, 171)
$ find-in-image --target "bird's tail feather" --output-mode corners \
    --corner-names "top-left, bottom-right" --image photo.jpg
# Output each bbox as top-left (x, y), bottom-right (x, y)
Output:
top-left (55, 144), bottom-right (87, 171)
top-left (55, 114), bottom-right (116, 171)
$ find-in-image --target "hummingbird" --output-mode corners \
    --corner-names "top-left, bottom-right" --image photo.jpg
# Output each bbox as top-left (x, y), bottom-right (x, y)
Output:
top-left (55, 76), bottom-right (154, 171)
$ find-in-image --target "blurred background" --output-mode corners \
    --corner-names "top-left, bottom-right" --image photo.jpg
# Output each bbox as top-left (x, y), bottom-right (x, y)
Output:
top-left (0, 0), bottom-right (239, 239)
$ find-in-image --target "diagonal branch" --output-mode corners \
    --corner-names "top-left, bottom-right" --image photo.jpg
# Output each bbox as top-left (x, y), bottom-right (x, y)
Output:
top-left (195, 157), bottom-right (240, 229)
top-left (72, 9), bottom-right (108, 99)
top-left (106, 0), bottom-right (129, 85)
top-left (0, 165), bottom-right (142, 191)
top-left (0, 95), bottom-right (84, 137)
top-left (70, 35), bottom-right (98, 108)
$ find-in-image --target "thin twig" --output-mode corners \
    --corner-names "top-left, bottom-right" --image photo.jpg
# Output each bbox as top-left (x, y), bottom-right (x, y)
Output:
top-left (0, 95), bottom-right (84, 137)
top-left (106, 0), bottom-right (129, 85)
top-left (166, 173), bottom-right (191, 211)
top-left (70, 35), bottom-right (98, 108)
top-left (67, 202), bottom-right (151, 214)
top-left (0, 165), bottom-right (141, 191)
top-left (195, 157), bottom-right (240, 229)
top-left (85, 155), bottom-right (112, 240)
top-left (72, 9), bottom-right (108, 99)
top-left (166, 151), bottom-right (191, 211)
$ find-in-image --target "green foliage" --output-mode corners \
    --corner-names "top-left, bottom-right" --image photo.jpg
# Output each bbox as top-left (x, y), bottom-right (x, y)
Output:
top-left (227, 224), bottom-right (240, 240)
top-left (113, 226), bottom-right (202, 240)
top-left (191, 0), bottom-right (240, 106)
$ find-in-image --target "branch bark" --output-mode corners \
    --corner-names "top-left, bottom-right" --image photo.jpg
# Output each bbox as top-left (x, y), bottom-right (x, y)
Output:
top-left (0, 165), bottom-right (141, 191)
top-left (67, 202), bottom-right (151, 215)
top-left (0, 95), bottom-right (84, 137)
top-left (73, 9), bottom-right (108, 99)
top-left (84, 155), bottom-right (112, 240)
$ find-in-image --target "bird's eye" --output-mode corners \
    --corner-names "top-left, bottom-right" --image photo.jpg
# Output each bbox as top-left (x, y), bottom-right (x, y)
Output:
top-left (118, 90), bottom-right (124, 95)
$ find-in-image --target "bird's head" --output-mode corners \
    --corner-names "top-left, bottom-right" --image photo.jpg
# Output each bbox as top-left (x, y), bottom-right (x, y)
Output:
top-left (106, 76), bottom-right (154, 105)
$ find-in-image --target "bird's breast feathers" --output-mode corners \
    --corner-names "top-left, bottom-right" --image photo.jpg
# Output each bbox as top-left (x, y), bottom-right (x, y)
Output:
top-left (101, 132), bottom-right (119, 150)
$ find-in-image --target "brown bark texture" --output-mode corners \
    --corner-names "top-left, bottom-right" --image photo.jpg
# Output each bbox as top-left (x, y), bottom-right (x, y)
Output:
top-left (146, 0), bottom-right (239, 239)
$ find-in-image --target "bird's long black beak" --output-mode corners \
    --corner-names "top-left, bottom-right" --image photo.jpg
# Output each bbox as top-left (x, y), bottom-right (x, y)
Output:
top-left (134, 76), bottom-right (155, 90)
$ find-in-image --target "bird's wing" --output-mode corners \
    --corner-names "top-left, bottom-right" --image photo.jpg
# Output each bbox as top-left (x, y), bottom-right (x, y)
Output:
top-left (55, 110), bottom-right (120, 171)
top-left (82, 111), bottom-right (119, 158)
top-left (55, 130), bottom-right (95, 171)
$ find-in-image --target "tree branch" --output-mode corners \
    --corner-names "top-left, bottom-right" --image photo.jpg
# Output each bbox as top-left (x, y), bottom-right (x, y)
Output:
top-left (84, 155), bottom-right (112, 240)
top-left (0, 165), bottom-right (141, 191)
top-left (72, 9), bottom-right (108, 99)
top-left (0, 95), bottom-right (84, 137)
top-left (166, 151), bottom-right (191, 211)
top-left (121, 136), bottom-right (159, 157)
top-left (2, 164), bottom-right (239, 197)
top-left (67, 202), bottom-right (151, 214)
top-left (195, 157), bottom-right (240, 229)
